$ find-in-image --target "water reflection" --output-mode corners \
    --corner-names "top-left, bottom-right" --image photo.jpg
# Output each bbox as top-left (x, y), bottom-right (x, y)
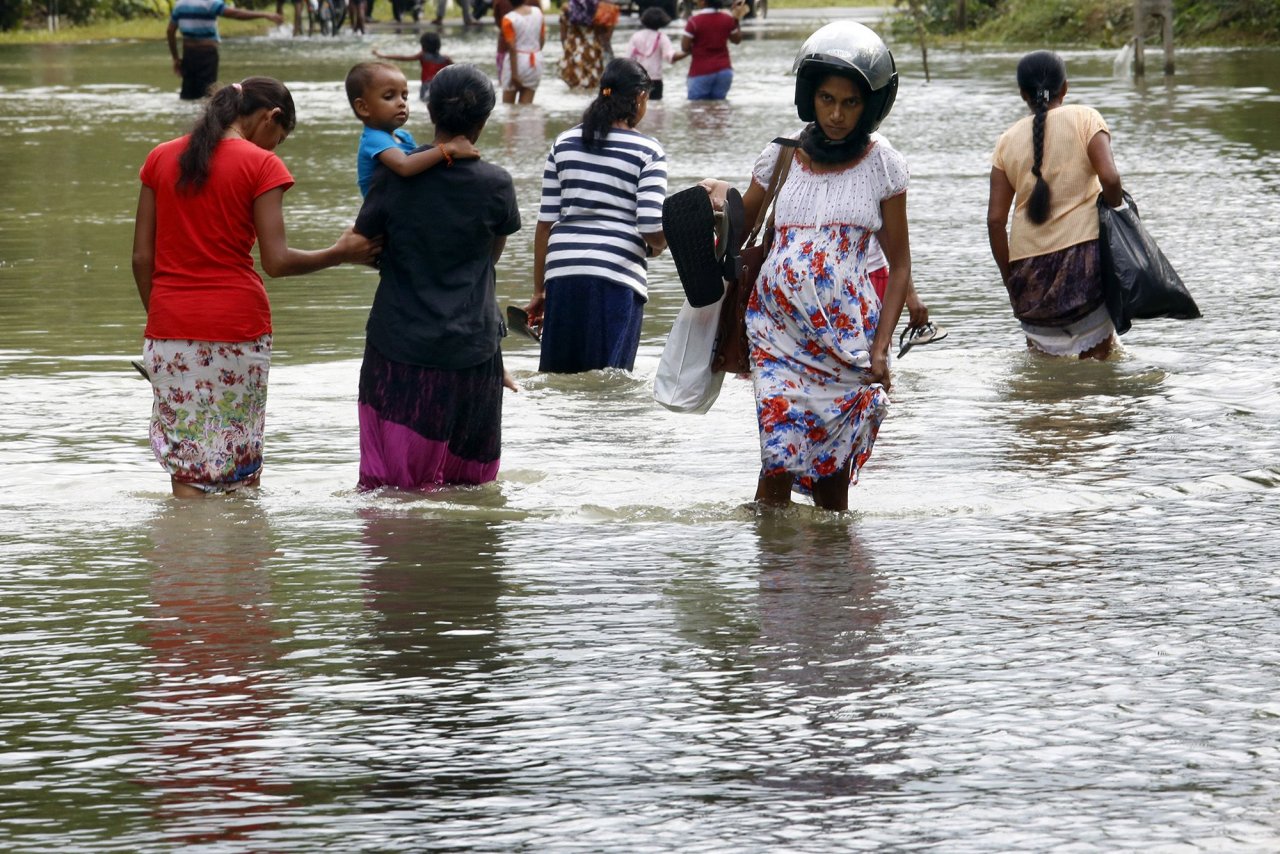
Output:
top-left (134, 500), bottom-right (291, 845)
top-left (356, 512), bottom-right (513, 802)
top-left (751, 517), bottom-right (911, 796)
top-left (996, 354), bottom-right (1167, 475)
top-left (359, 511), bottom-right (505, 680)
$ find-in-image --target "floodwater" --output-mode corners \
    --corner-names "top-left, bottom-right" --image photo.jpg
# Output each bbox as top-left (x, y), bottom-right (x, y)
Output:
top-left (2, 14), bottom-right (1280, 850)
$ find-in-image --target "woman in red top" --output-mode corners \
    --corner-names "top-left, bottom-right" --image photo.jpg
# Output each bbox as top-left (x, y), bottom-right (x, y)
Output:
top-left (673, 0), bottom-right (746, 100)
top-left (132, 77), bottom-right (380, 497)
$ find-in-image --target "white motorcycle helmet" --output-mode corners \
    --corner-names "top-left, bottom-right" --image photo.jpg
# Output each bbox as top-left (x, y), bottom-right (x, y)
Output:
top-left (792, 21), bottom-right (898, 130)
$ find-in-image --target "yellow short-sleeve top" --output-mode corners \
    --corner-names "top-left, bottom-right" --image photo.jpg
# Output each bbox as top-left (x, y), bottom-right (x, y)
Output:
top-left (992, 104), bottom-right (1110, 261)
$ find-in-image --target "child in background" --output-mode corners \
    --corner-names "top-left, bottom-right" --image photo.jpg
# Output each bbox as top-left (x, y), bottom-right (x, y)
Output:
top-left (626, 7), bottom-right (674, 100)
top-left (373, 31), bottom-right (453, 103)
top-left (344, 61), bottom-right (479, 197)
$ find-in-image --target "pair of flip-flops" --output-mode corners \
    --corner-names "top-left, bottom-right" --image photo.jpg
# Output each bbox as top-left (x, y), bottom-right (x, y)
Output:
top-left (662, 186), bottom-right (744, 308)
top-left (898, 322), bottom-right (948, 358)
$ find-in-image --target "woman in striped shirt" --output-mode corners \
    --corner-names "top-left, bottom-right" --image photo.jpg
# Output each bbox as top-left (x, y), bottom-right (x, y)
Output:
top-left (526, 58), bottom-right (668, 373)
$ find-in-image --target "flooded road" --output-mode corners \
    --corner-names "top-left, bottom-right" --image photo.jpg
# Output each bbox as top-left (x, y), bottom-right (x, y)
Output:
top-left (2, 16), bottom-right (1280, 850)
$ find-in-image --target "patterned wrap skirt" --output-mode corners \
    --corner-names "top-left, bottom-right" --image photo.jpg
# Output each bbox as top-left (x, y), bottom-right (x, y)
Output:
top-left (144, 336), bottom-right (271, 492)
top-left (539, 276), bottom-right (645, 373)
top-left (747, 225), bottom-right (889, 494)
top-left (1007, 239), bottom-right (1115, 356)
top-left (358, 343), bottom-right (504, 490)
top-left (558, 21), bottom-right (604, 90)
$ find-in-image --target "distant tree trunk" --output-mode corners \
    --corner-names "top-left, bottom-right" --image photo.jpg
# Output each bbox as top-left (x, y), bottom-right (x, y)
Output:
top-left (905, 0), bottom-right (930, 82)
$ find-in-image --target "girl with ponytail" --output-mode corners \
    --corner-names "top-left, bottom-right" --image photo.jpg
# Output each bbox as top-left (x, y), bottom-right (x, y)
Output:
top-left (525, 58), bottom-right (668, 373)
top-left (132, 77), bottom-right (380, 496)
top-left (988, 51), bottom-right (1126, 359)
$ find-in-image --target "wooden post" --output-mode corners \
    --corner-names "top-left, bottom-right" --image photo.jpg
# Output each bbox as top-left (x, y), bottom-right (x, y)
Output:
top-left (1133, 0), bottom-right (1174, 78)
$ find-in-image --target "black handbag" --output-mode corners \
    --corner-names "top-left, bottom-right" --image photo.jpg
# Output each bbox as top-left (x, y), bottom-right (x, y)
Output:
top-left (1097, 190), bottom-right (1201, 335)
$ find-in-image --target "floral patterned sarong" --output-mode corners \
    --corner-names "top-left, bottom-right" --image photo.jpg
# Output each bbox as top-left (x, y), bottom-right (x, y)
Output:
top-left (144, 336), bottom-right (271, 492)
top-left (747, 224), bottom-right (889, 493)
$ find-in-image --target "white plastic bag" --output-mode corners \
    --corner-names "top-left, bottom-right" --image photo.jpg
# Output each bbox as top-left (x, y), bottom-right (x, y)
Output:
top-left (653, 298), bottom-right (726, 414)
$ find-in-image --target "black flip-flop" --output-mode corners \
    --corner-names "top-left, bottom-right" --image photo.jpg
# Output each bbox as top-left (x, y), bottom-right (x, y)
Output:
top-left (130, 360), bottom-right (150, 380)
top-left (898, 322), bottom-right (948, 358)
top-left (662, 186), bottom-right (723, 308)
top-left (719, 187), bottom-right (745, 282)
top-left (506, 305), bottom-right (542, 342)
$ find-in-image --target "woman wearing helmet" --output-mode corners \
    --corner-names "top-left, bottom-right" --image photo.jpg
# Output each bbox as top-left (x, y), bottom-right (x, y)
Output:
top-left (698, 22), bottom-right (913, 511)
top-left (987, 50), bottom-right (1125, 359)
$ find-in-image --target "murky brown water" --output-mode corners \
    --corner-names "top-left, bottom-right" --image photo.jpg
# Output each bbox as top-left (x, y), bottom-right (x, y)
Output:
top-left (2, 17), bottom-right (1280, 850)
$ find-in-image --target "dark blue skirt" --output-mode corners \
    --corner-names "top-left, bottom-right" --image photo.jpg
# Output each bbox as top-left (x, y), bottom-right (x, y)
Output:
top-left (538, 276), bottom-right (646, 373)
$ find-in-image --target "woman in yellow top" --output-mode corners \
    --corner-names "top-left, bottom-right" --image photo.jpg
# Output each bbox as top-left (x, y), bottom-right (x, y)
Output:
top-left (987, 50), bottom-right (1125, 359)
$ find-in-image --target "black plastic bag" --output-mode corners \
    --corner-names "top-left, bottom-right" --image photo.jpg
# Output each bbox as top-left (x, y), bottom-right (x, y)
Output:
top-left (1097, 190), bottom-right (1200, 335)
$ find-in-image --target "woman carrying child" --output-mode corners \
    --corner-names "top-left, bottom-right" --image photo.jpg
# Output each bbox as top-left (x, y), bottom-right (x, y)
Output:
top-left (131, 77), bottom-right (380, 497)
top-left (354, 65), bottom-right (522, 490)
top-left (499, 0), bottom-right (546, 104)
top-left (526, 58), bottom-right (668, 373)
top-left (987, 50), bottom-right (1125, 359)
top-left (696, 22), bottom-right (910, 511)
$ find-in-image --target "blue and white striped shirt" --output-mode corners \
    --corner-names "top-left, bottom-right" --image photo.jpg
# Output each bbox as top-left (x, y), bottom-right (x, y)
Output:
top-left (538, 125), bottom-right (667, 299)
top-left (171, 0), bottom-right (226, 41)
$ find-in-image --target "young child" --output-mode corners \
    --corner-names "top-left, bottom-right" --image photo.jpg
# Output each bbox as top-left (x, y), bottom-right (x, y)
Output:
top-left (626, 7), bottom-right (674, 100)
top-left (344, 61), bottom-right (479, 197)
top-left (373, 31), bottom-right (453, 104)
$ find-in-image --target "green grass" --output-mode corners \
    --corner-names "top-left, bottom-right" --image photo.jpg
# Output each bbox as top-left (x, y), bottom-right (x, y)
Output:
top-left (0, 16), bottom-right (279, 45)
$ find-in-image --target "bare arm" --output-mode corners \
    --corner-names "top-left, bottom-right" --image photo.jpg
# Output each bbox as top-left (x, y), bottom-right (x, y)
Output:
top-left (254, 187), bottom-right (380, 277)
top-left (526, 219), bottom-right (553, 323)
top-left (373, 49), bottom-right (424, 62)
top-left (223, 6), bottom-right (285, 23)
top-left (132, 186), bottom-right (157, 311)
top-left (904, 276), bottom-right (928, 327)
top-left (728, 1), bottom-right (746, 42)
top-left (166, 21), bottom-right (181, 76)
top-left (987, 166), bottom-right (1015, 285)
top-left (1087, 129), bottom-right (1124, 207)
top-left (377, 138), bottom-right (480, 178)
top-left (873, 192), bottom-right (910, 390)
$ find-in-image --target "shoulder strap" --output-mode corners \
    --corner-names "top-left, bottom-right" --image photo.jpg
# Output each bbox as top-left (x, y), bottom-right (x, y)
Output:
top-left (747, 137), bottom-right (799, 247)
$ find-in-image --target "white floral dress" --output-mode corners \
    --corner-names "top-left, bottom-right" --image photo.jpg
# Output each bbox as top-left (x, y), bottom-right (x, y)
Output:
top-left (746, 133), bottom-right (909, 492)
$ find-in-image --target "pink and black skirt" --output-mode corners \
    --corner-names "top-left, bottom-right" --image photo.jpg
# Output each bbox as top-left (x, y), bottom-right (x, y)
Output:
top-left (357, 343), bottom-right (503, 490)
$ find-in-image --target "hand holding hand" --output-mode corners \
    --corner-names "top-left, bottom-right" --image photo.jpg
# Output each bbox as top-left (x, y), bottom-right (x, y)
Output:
top-left (336, 227), bottom-right (383, 266)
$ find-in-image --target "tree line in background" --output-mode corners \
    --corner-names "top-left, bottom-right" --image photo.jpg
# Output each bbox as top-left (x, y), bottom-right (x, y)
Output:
top-left (3, 0), bottom-right (1280, 42)
top-left (894, 0), bottom-right (1280, 46)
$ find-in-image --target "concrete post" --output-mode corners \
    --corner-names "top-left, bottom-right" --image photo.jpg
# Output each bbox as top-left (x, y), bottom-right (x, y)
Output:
top-left (1134, 0), bottom-right (1174, 77)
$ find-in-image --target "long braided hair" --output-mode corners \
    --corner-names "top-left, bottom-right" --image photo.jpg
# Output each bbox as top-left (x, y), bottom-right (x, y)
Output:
top-left (581, 58), bottom-right (651, 149)
top-left (1015, 51), bottom-right (1066, 226)
top-left (178, 77), bottom-right (296, 193)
